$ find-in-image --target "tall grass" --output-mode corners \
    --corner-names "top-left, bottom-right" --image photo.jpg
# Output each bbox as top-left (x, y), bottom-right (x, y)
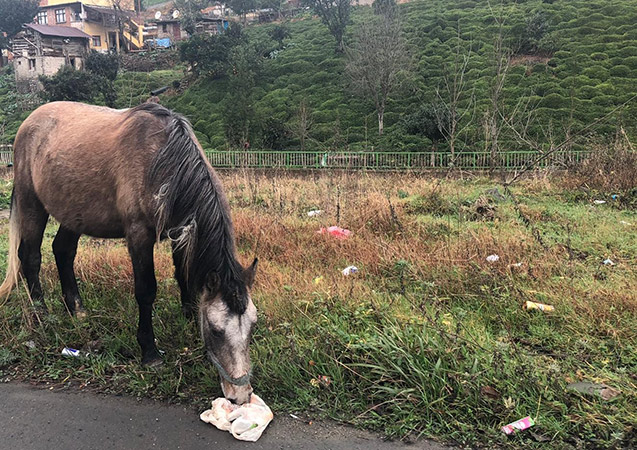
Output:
top-left (0, 170), bottom-right (635, 448)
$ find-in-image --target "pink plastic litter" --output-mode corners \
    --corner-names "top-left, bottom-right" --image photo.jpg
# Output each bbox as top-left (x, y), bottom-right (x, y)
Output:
top-left (317, 226), bottom-right (352, 239)
top-left (501, 416), bottom-right (535, 435)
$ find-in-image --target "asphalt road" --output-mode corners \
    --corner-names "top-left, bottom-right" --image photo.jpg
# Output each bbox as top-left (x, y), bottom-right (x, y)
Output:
top-left (0, 383), bottom-right (450, 450)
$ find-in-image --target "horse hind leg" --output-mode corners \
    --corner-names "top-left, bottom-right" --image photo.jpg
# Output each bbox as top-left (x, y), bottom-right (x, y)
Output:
top-left (16, 193), bottom-right (49, 310)
top-left (52, 226), bottom-right (85, 317)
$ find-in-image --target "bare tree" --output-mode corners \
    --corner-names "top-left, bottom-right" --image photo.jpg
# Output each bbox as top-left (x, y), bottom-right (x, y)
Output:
top-left (288, 98), bottom-right (313, 150)
top-left (345, 12), bottom-right (409, 136)
top-left (484, 0), bottom-right (512, 169)
top-left (435, 28), bottom-right (475, 157)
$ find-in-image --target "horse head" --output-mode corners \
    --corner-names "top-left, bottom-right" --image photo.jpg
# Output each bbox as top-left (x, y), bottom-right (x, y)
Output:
top-left (199, 258), bottom-right (258, 405)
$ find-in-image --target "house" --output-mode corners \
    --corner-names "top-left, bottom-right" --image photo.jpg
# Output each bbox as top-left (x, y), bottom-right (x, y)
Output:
top-left (143, 8), bottom-right (229, 47)
top-left (35, 0), bottom-right (143, 52)
top-left (12, 24), bottom-right (90, 92)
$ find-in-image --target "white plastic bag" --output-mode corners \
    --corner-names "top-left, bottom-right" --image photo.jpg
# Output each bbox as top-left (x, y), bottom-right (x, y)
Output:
top-left (200, 394), bottom-right (273, 442)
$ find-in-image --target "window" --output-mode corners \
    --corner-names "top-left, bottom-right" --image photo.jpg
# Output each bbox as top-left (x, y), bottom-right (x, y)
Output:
top-left (55, 8), bottom-right (66, 23)
top-left (28, 59), bottom-right (36, 70)
top-left (37, 11), bottom-right (48, 25)
top-left (91, 35), bottom-right (101, 47)
top-left (162, 24), bottom-right (167, 33)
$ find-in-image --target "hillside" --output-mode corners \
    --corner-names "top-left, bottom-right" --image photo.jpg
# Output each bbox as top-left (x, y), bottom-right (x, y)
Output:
top-left (153, 0), bottom-right (637, 152)
top-left (2, 0), bottom-right (637, 152)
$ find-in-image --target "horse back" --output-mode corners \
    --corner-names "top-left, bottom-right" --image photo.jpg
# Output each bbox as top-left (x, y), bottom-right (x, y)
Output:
top-left (13, 101), bottom-right (169, 238)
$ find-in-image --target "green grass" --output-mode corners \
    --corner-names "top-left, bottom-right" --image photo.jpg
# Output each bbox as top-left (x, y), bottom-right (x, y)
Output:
top-left (0, 171), bottom-right (635, 448)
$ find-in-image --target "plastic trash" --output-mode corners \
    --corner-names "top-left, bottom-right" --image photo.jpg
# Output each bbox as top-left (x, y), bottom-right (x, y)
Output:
top-left (307, 210), bottom-right (322, 217)
top-left (342, 265), bottom-right (358, 276)
top-left (524, 301), bottom-right (554, 312)
top-left (317, 226), bottom-right (351, 239)
top-left (567, 382), bottom-right (620, 401)
top-left (602, 259), bottom-right (615, 266)
top-left (200, 394), bottom-right (273, 442)
top-left (593, 200), bottom-right (606, 204)
top-left (611, 194), bottom-right (618, 200)
top-left (502, 416), bottom-right (534, 435)
top-left (61, 347), bottom-right (81, 357)
top-left (620, 220), bottom-right (632, 226)
top-left (486, 254), bottom-right (500, 263)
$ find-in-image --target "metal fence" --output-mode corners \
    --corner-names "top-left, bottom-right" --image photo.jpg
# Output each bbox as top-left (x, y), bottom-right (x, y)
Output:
top-left (0, 148), bottom-right (593, 171)
top-left (204, 149), bottom-right (593, 171)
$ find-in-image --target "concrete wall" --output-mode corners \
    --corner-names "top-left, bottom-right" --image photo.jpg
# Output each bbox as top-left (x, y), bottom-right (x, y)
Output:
top-left (14, 55), bottom-right (82, 93)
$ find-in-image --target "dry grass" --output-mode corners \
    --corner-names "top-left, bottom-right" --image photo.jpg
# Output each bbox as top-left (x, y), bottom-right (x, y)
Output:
top-left (0, 169), bottom-right (635, 448)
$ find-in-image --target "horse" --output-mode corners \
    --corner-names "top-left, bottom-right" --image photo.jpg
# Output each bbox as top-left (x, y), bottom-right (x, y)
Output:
top-left (0, 101), bottom-right (258, 405)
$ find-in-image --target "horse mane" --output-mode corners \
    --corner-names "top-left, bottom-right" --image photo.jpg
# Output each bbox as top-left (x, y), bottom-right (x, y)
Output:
top-left (132, 103), bottom-right (248, 314)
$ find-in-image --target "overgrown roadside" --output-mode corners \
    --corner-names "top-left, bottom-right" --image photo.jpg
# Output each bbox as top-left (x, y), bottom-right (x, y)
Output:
top-left (0, 169), bottom-right (635, 449)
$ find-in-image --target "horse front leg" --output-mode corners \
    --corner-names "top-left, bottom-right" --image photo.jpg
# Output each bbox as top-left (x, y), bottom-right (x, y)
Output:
top-left (126, 225), bottom-right (161, 367)
top-left (171, 244), bottom-right (195, 318)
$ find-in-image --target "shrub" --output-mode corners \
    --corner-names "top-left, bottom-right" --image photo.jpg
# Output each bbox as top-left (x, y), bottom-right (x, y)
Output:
top-left (575, 141), bottom-right (637, 196)
top-left (541, 92), bottom-right (567, 108)
top-left (609, 65), bottom-right (631, 77)
top-left (40, 66), bottom-right (98, 103)
top-left (84, 50), bottom-right (119, 81)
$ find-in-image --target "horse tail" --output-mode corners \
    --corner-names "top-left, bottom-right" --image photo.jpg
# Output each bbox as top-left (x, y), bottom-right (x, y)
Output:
top-left (0, 189), bottom-right (21, 298)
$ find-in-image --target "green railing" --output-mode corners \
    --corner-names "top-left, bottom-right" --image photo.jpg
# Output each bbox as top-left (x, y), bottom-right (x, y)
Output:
top-left (204, 149), bottom-right (593, 171)
top-left (0, 148), bottom-right (592, 171)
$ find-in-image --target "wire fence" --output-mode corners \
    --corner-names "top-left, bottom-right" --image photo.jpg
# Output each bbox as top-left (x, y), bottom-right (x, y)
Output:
top-left (0, 148), bottom-right (593, 171)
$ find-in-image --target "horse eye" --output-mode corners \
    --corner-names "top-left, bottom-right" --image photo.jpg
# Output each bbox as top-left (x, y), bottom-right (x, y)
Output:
top-left (210, 327), bottom-right (224, 338)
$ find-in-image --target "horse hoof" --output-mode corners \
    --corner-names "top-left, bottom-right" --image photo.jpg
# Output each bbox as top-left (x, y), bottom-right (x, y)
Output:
top-left (142, 356), bottom-right (163, 367)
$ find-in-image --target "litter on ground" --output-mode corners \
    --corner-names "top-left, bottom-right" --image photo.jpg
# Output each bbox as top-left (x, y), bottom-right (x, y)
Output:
top-left (524, 301), bottom-right (555, 312)
top-left (502, 416), bottom-right (535, 435)
top-left (318, 226), bottom-right (351, 239)
top-left (307, 210), bottom-right (322, 217)
top-left (342, 265), bottom-right (358, 276)
top-left (602, 258), bottom-right (615, 266)
top-left (593, 200), bottom-right (606, 204)
top-left (567, 382), bottom-right (620, 401)
top-left (486, 254), bottom-right (500, 263)
top-left (200, 394), bottom-right (273, 442)
top-left (61, 347), bottom-right (81, 358)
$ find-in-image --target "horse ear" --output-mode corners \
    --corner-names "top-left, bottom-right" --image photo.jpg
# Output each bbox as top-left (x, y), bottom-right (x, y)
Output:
top-left (244, 258), bottom-right (258, 288)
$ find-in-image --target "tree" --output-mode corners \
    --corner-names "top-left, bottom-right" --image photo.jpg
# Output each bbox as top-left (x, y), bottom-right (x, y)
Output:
top-left (270, 25), bottom-right (290, 48)
top-left (179, 27), bottom-right (242, 78)
top-left (223, 42), bottom-right (261, 147)
top-left (372, 0), bottom-right (396, 19)
top-left (262, 0), bottom-right (287, 20)
top-left (174, 0), bottom-right (210, 35)
top-left (85, 50), bottom-right (119, 81)
top-left (403, 103), bottom-right (449, 150)
top-left (228, 0), bottom-right (257, 26)
top-left (0, 0), bottom-right (39, 53)
top-left (345, 12), bottom-right (409, 136)
top-left (435, 30), bottom-right (475, 157)
top-left (302, 0), bottom-right (350, 52)
top-left (85, 51), bottom-right (120, 107)
top-left (288, 98), bottom-right (313, 150)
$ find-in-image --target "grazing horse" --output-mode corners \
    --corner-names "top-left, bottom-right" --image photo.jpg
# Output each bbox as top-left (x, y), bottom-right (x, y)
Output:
top-left (0, 102), bottom-right (258, 404)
